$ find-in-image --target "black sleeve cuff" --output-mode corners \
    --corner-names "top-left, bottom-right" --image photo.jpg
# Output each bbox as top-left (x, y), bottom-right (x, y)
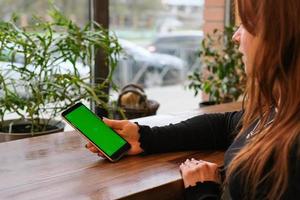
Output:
top-left (135, 123), bottom-right (153, 155)
top-left (184, 181), bottom-right (221, 200)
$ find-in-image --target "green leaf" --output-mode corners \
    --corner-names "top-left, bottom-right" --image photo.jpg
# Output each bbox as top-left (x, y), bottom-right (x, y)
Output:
top-left (0, 3), bottom-right (122, 133)
top-left (187, 25), bottom-right (246, 103)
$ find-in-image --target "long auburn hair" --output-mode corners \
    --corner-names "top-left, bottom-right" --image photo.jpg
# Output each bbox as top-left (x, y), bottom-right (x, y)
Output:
top-left (226, 0), bottom-right (300, 199)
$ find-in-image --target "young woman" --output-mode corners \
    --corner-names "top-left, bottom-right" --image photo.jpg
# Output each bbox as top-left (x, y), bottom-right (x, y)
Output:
top-left (86, 0), bottom-right (300, 199)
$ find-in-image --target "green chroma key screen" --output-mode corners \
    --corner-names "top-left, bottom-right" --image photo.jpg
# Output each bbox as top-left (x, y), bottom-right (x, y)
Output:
top-left (65, 104), bottom-right (126, 156)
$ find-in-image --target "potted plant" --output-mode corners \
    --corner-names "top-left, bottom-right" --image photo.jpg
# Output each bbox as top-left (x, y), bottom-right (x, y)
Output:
top-left (0, 6), bottom-right (122, 142)
top-left (188, 26), bottom-right (246, 107)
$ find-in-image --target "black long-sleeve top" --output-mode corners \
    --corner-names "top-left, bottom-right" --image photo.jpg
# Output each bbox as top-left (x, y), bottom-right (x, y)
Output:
top-left (137, 111), bottom-right (300, 200)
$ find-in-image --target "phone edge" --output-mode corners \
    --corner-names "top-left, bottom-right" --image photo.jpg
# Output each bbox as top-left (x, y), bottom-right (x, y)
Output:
top-left (61, 103), bottom-right (129, 162)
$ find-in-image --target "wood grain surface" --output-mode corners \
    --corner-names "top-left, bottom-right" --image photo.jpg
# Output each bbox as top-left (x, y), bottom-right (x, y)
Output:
top-left (0, 102), bottom-right (241, 200)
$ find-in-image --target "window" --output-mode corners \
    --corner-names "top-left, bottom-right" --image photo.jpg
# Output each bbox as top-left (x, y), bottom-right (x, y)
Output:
top-left (109, 0), bottom-right (204, 113)
top-left (0, 0), bottom-right (91, 124)
top-left (0, 0), bottom-right (89, 27)
top-left (0, 0), bottom-right (207, 116)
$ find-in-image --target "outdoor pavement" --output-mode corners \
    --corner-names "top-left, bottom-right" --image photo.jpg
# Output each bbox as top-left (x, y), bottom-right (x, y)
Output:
top-left (144, 84), bottom-right (201, 114)
top-left (110, 83), bottom-right (201, 115)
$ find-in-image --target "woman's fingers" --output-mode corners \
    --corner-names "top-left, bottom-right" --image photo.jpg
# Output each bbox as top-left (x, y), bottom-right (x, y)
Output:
top-left (85, 142), bottom-right (99, 153)
top-left (85, 119), bottom-right (143, 157)
top-left (102, 119), bottom-right (128, 137)
top-left (97, 152), bottom-right (105, 158)
top-left (191, 158), bottom-right (201, 164)
top-left (88, 146), bottom-right (100, 153)
top-left (180, 158), bottom-right (221, 187)
top-left (184, 158), bottom-right (201, 168)
top-left (103, 118), bottom-right (128, 130)
top-left (86, 142), bottom-right (94, 148)
top-left (185, 159), bottom-right (196, 168)
top-left (85, 143), bottom-right (106, 158)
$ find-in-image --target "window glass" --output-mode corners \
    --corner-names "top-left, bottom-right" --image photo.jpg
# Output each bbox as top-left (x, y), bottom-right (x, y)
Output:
top-left (0, 0), bottom-right (90, 124)
top-left (110, 0), bottom-right (204, 113)
top-left (0, 0), bottom-right (89, 27)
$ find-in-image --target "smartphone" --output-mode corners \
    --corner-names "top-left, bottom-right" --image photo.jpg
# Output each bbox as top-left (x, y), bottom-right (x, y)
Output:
top-left (61, 102), bottom-right (131, 162)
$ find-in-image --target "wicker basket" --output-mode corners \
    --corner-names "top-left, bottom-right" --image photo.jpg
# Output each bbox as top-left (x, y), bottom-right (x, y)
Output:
top-left (115, 84), bottom-right (159, 119)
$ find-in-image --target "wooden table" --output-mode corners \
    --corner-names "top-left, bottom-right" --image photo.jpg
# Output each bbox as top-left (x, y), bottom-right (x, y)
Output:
top-left (0, 102), bottom-right (241, 200)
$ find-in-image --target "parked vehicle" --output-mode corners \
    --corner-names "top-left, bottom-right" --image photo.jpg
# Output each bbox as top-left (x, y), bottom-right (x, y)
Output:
top-left (114, 39), bottom-right (186, 88)
top-left (147, 31), bottom-right (203, 71)
top-left (0, 39), bottom-right (187, 91)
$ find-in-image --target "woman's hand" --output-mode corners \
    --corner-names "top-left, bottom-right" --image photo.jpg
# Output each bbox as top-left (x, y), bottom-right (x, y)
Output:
top-left (85, 118), bottom-right (144, 158)
top-left (180, 158), bottom-right (221, 188)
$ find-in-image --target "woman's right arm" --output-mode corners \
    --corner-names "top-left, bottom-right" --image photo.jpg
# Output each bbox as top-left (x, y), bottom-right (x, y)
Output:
top-left (138, 110), bottom-right (243, 154)
top-left (86, 110), bottom-right (243, 156)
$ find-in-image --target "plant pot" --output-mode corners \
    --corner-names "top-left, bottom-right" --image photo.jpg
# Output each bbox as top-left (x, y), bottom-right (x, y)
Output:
top-left (0, 119), bottom-right (65, 143)
top-left (198, 101), bottom-right (217, 108)
top-left (113, 99), bottom-right (160, 120)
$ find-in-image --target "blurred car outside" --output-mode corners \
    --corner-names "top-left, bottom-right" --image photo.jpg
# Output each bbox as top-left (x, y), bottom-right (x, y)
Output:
top-left (0, 38), bottom-right (187, 95)
top-left (114, 39), bottom-right (187, 88)
top-left (147, 31), bottom-right (203, 72)
top-left (0, 48), bottom-right (88, 99)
